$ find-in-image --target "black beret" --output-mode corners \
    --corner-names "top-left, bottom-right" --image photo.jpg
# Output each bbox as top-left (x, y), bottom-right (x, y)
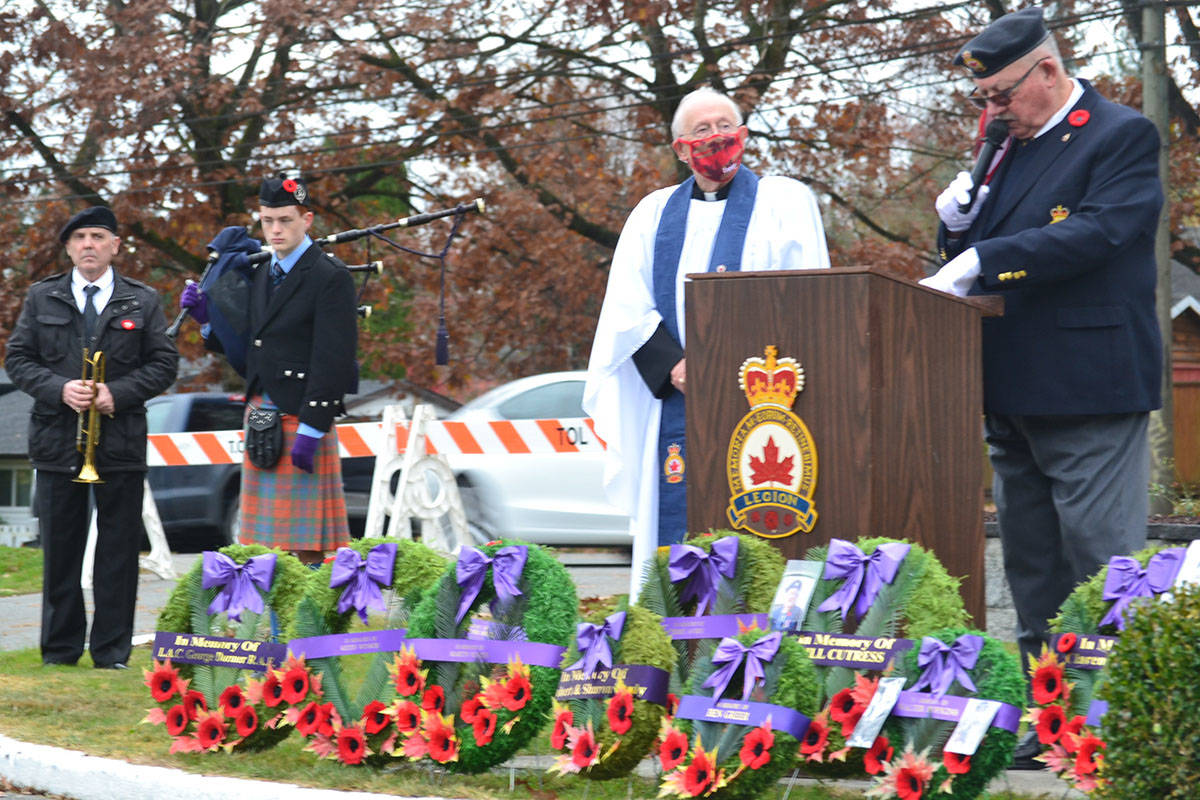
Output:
top-left (58, 206), bottom-right (118, 244)
top-left (954, 7), bottom-right (1049, 78)
top-left (259, 173), bottom-right (311, 208)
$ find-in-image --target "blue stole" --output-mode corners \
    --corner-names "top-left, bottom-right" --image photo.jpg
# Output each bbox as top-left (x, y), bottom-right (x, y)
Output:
top-left (649, 167), bottom-right (759, 545)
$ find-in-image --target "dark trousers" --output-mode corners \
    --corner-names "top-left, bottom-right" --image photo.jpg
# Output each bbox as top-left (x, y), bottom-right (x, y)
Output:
top-left (986, 412), bottom-right (1149, 673)
top-left (37, 470), bottom-right (144, 666)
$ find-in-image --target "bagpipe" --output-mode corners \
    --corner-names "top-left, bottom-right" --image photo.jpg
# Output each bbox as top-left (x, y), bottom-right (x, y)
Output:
top-left (167, 199), bottom-right (485, 371)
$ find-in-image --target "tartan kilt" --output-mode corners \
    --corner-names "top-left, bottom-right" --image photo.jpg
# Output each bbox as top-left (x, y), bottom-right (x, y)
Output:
top-left (240, 409), bottom-right (350, 551)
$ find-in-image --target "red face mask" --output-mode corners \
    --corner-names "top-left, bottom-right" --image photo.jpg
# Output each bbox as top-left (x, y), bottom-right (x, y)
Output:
top-left (676, 131), bottom-right (745, 184)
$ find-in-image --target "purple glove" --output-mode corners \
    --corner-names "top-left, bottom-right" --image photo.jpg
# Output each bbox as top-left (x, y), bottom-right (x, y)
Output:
top-left (180, 282), bottom-right (209, 324)
top-left (291, 432), bottom-right (319, 473)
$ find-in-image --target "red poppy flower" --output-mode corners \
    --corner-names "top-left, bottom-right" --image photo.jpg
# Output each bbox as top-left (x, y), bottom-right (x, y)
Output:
top-left (863, 736), bottom-right (893, 775)
top-left (607, 691), bottom-right (634, 735)
top-left (282, 178), bottom-right (298, 193)
top-left (828, 687), bottom-right (865, 736)
top-left (894, 763), bottom-right (926, 800)
top-left (182, 690), bottom-right (207, 721)
top-left (426, 717), bottom-right (458, 764)
top-left (196, 713), bottom-right (227, 749)
top-left (1061, 715), bottom-right (1086, 753)
top-left (459, 694), bottom-right (484, 725)
top-left (666, 692), bottom-right (680, 718)
top-left (551, 708), bottom-right (573, 750)
top-left (1068, 110), bottom-right (1090, 127)
top-left (943, 750), bottom-right (972, 774)
top-left (361, 700), bottom-right (390, 735)
top-left (337, 724), bottom-right (369, 765)
top-left (146, 661), bottom-right (182, 703)
top-left (165, 704), bottom-right (189, 736)
top-left (571, 727), bottom-right (599, 769)
top-left (1056, 632), bottom-right (1078, 653)
top-left (281, 665), bottom-right (310, 704)
top-left (1035, 703), bottom-right (1066, 744)
top-left (393, 700), bottom-right (421, 734)
top-left (1031, 663), bottom-right (1064, 705)
top-left (296, 701), bottom-right (327, 737)
top-left (799, 716), bottom-right (829, 755)
top-left (739, 724), bottom-right (774, 770)
top-left (422, 685), bottom-right (445, 715)
top-left (660, 728), bottom-right (688, 771)
top-left (218, 685), bottom-right (245, 717)
top-left (235, 705), bottom-right (258, 738)
top-left (503, 672), bottom-right (532, 712)
top-left (317, 702), bottom-right (337, 737)
top-left (394, 662), bottom-right (424, 697)
top-left (262, 672), bottom-right (285, 707)
top-left (1075, 734), bottom-right (1105, 775)
top-left (473, 708), bottom-right (497, 746)
top-left (683, 749), bottom-right (715, 796)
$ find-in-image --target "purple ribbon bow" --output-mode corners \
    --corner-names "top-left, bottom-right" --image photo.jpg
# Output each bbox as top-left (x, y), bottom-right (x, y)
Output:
top-left (910, 634), bottom-right (983, 698)
top-left (329, 542), bottom-right (398, 624)
top-left (702, 632), bottom-right (782, 701)
top-left (669, 537), bottom-right (739, 615)
top-left (1100, 549), bottom-right (1185, 630)
top-left (567, 611), bottom-right (626, 676)
top-left (456, 545), bottom-right (528, 624)
top-left (202, 551), bottom-right (277, 621)
top-left (815, 539), bottom-right (911, 622)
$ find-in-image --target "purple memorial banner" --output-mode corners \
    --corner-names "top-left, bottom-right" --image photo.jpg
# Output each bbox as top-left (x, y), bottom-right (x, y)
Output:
top-left (1051, 634), bottom-right (1118, 670)
top-left (675, 694), bottom-right (811, 740)
top-left (555, 663), bottom-right (670, 705)
top-left (287, 628), bottom-right (409, 659)
top-left (661, 613), bottom-right (769, 640)
top-left (405, 637), bottom-right (566, 668)
top-left (891, 690), bottom-right (1021, 733)
top-left (152, 631), bottom-right (286, 672)
top-left (793, 631), bottom-right (914, 669)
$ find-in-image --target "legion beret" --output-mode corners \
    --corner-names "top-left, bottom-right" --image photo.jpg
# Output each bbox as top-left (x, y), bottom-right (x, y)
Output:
top-left (259, 173), bottom-right (311, 208)
top-left (954, 7), bottom-right (1049, 78)
top-left (58, 206), bottom-right (118, 244)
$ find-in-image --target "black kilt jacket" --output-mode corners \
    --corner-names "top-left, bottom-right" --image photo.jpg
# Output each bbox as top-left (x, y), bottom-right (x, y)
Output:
top-left (938, 81), bottom-right (1164, 416)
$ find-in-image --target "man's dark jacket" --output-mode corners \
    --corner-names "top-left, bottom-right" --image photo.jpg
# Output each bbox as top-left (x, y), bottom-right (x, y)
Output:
top-left (937, 81), bottom-right (1163, 416)
top-left (5, 270), bottom-right (179, 473)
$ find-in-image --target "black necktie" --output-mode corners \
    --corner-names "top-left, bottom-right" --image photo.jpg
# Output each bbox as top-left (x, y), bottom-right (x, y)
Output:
top-left (269, 262), bottom-right (285, 297)
top-left (83, 284), bottom-right (100, 341)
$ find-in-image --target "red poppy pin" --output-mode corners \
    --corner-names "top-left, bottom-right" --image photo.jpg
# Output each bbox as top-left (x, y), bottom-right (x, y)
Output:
top-left (121, 319), bottom-right (135, 330)
top-left (1068, 110), bottom-right (1090, 127)
top-left (281, 178), bottom-right (298, 193)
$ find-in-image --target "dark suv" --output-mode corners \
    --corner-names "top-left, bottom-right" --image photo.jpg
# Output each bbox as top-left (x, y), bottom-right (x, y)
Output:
top-left (146, 393), bottom-right (372, 548)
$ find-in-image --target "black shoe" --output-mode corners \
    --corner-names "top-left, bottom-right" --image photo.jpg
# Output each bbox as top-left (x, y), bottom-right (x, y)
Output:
top-left (94, 662), bottom-right (129, 670)
top-left (1009, 730), bottom-right (1046, 770)
top-left (42, 659), bottom-right (77, 667)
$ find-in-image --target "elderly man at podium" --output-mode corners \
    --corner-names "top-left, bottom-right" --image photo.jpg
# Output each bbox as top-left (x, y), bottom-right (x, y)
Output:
top-left (583, 87), bottom-right (830, 599)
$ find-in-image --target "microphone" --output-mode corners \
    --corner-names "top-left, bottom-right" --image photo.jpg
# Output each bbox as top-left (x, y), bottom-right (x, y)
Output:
top-left (958, 119), bottom-right (1009, 214)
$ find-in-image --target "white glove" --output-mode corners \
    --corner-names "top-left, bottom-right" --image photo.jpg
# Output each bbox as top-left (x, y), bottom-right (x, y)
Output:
top-left (919, 247), bottom-right (981, 298)
top-left (936, 171), bottom-right (990, 233)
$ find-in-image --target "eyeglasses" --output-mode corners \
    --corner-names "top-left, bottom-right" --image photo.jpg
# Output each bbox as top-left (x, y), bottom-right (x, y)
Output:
top-left (967, 57), bottom-right (1049, 110)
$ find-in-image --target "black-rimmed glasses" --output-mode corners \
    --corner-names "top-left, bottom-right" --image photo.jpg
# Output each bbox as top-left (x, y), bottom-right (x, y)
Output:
top-left (967, 57), bottom-right (1049, 110)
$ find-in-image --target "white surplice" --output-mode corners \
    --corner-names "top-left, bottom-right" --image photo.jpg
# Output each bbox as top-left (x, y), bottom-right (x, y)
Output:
top-left (582, 175), bottom-right (831, 600)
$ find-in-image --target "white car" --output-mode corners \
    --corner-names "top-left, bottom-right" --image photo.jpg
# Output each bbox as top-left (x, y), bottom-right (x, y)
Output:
top-left (446, 371), bottom-right (631, 546)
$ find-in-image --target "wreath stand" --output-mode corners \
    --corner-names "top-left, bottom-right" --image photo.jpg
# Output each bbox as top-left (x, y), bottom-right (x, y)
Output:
top-left (82, 478), bottom-right (178, 589)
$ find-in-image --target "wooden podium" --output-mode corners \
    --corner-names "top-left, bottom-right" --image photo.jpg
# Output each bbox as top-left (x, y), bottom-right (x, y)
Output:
top-left (684, 266), bottom-right (1001, 624)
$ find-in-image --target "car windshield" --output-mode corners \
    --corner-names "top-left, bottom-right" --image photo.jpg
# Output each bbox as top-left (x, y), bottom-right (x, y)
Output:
top-left (496, 380), bottom-right (585, 419)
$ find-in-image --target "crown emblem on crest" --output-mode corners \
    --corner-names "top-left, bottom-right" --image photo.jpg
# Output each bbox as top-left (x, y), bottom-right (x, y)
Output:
top-left (739, 346), bottom-right (803, 409)
top-left (1050, 204), bottom-right (1070, 223)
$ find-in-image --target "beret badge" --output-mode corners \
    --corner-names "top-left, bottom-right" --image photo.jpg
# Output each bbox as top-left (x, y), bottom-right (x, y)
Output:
top-left (960, 51), bottom-right (986, 73)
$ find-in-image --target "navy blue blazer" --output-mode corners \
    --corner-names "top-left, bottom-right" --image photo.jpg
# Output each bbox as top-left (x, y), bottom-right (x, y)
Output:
top-left (938, 81), bottom-right (1163, 416)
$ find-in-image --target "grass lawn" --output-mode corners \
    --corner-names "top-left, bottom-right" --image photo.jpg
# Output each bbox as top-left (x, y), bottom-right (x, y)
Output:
top-left (0, 546), bottom-right (40, 597)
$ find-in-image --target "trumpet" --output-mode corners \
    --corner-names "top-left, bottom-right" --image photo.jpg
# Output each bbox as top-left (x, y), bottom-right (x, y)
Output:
top-left (74, 349), bottom-right (105, 484)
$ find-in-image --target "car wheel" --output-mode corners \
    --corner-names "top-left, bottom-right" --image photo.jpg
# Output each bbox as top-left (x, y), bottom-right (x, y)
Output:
top-left (219, 490), bottom-right (241, 546)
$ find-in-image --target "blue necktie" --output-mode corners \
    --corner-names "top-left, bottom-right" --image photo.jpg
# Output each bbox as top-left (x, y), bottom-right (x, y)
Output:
top-left (269, 262), bottom-right (284, 297)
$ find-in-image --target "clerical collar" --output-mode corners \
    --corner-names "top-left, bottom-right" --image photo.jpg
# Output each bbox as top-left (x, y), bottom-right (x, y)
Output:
top-left (691, 181), bottom-right (733, 201)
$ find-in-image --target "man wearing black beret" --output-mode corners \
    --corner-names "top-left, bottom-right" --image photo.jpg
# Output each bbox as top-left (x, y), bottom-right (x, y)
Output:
top-left (920, 8), bottom-right (1163, 768)
top-left (5, 206), bottom-right (178, 669)
top-left (181, 174), bottom-right (357, 565)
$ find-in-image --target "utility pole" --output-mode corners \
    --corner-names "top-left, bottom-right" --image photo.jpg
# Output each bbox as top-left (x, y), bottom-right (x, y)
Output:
top-left (1143, 0), bottom-right (1173, 512)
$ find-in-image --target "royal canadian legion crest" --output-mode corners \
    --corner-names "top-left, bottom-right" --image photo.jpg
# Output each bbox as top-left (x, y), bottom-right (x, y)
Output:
top-left (726, 345), bottom-right (818, 538)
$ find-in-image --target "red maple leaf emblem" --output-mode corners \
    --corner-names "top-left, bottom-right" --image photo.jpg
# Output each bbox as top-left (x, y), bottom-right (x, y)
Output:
top-left (748, 437), bottom-right (794, 486)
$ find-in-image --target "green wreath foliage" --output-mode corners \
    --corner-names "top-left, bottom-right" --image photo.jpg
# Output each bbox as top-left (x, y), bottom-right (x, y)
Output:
top-left (1095, 582), bottom-right (1200, 799)
top-left (889, 626), bottom-right (1023, 800)
top-left (405, 539), bottom-right (577, 774)
top-left (666, 630), bottom-right (820, 800)
top-left (552, 602), bottom-right (676, 781)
